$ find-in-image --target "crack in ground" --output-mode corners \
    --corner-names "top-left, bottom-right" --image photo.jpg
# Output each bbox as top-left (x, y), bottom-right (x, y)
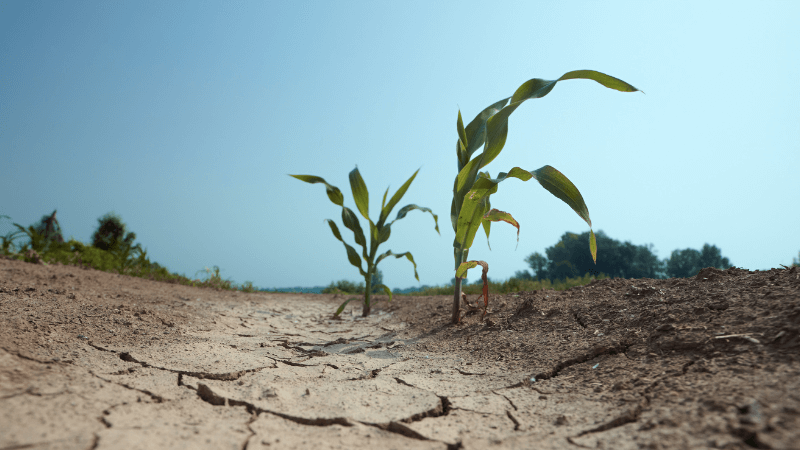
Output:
top-left (534, 339), bottom-right (633, 381)
top-left (187, 378), bottom-right (453, 445)
top-left (86, 433), bottom-right (100, 450)
top-left (264, 354), bottom-right (319, 367)
top-left (119, 351), bottom-right (268, 380)
top-left (493, 391), bottom-right (518, 411)
top-left (89, 369), bottom-right (165, 403)
top-left (506, 410), bottom-right (520, 431)
top-left (567, 402), bottom-right (644, 447)
top-left (566, 359), bottom-right (697, 445)
top-left (347, 368), bottom-right (381, 381)
top-left (240, 412), bottom-right (258, 450)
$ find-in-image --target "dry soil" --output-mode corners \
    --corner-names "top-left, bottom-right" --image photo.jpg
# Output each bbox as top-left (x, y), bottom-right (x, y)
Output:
top-left (1, 256), bottom-right (799, 449)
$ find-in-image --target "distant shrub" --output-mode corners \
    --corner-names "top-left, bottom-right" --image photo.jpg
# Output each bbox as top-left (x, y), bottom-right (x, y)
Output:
top-left (322, 279), bottom-right (365, 295)
top-left (404, 272), bottom-right (608, 296)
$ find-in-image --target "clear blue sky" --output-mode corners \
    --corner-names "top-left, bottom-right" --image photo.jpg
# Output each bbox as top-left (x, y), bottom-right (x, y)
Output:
top-left (2, 1), bottom-right (798, 290)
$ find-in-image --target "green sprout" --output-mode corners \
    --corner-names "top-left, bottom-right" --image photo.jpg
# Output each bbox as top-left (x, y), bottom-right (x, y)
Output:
top-left (451, 70), bottom-right (641, 324)
top-left (292, 166), bottom-right (439, 317)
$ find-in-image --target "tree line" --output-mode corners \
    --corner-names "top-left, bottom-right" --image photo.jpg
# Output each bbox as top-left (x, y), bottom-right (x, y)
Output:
top-left (514, 230), bottom-right (735, 281)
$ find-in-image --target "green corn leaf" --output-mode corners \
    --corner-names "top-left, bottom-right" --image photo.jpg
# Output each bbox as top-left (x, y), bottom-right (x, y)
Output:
top-left (378, 168), bottom-right (420, 225)
top-left (589, 229), bottom-right (597, 264)
top-left (375, 250), bottom-right (420, 281)
top-left (457, 165), bottom-right (593, 255)
top-left (454, 188), bottom-right (492, 251)
top-left (454, 154), bottom-right (485, 208)
top-left (334, 297), bottom-right (357, 317)
top-left (450, 196), bottom-right (458, 232)
top-left (340, 207), bottom-right (367, 249)
top-left (511, 70), bottom-right (639, 104)
top-left (381, 186), bottom-right (389, 210)
top-left (326, 219), bottom-right (366, 276)
top-left (463, 98), bottom-right (511, 161)
top-left (480, 196), bottom-right (492, 250)
top-left (480, 102), bottom-right (520, 169)
top-left (457, 110), bottom-right (468, 167)
top-left (391, 204), bottom-right (440, 235)
top-left (482, 209), bottom-right (520, 250)
top-left (457, 110), bottom-right (468, 148)
top-left (455, 260), bottom-right (479, 278)
top-left (457, 140), bottom-right (467, 169)
top-left (349, 167), bottom-right (370, 221)
top-left (530, 165), bottom-right (592, 227)
top-left (289, 175), bottom-right (344, 206)
top-left (377, 223), bottom-right (391, 245)
top-left (469, 70), bottom-right (640, 179)
top-left (376, 284), bottom-right (393, 302)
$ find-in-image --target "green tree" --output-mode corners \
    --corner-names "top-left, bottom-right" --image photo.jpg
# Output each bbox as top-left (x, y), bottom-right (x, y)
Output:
top-left (92, 212), bottom-right (135, 252)
top-left (34, 210), bottom-right (64, 244)
top-left (665, 244), bottom-right (731, 278)
top-left (512, 269), bottom-right (533, 281)
top-left (697, 243), bottom-right (732, 271)
top-left (91, 212), bottom-right (143, 274)
top-left (665, 248), bottom-right (701, 278)
top-left (526, 230), bottom-right (665, 281)
top-left (524, 252), bottom-right (548, 280)
top-left (793, 251), bottom-right (799, 267)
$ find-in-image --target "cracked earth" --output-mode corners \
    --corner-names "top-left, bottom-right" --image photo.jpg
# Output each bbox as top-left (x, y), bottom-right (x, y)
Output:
top-left (1, 257), bottom-right (799, 449)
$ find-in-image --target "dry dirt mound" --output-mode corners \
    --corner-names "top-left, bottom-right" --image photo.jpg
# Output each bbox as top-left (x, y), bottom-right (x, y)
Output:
top-left (1, 257), bottom-right (798, 449)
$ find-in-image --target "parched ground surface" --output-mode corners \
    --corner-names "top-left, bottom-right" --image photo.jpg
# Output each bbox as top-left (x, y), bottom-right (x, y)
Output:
top-left (1, 256), bottom-right (799, 450)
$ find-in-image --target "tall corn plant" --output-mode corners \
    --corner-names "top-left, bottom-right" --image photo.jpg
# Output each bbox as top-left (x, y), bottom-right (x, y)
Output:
top-left (451, 70), bottom-right (640, 324)
top-left (292, 166), bottom-right (439, 317)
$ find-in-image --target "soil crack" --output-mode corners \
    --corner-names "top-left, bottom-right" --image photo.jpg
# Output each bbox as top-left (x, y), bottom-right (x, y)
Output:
top-left (506, 410), bottom-right (520, 431)
top-left (534, 339), bottom-right (632, 381)
top-left (569, 402), bottom-right (644, 442)
top-left (116, 351), bottom-right (268, 381)
top-left (190, 380), bottom-right (451, 444)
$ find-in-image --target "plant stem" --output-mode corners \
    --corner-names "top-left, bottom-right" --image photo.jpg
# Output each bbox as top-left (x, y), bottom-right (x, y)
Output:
top-left (452, 247), bottom-right (465, 324)
top-left (363, 269), bottom-right (372, 317)
top-left (452, 277), bottom-right (462, 324)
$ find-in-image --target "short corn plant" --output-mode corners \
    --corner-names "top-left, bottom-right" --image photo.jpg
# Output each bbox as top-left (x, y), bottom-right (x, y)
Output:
top-left (291, 167), bottom-right (439, 317)
top-left (451, 70), bottom-right (640, 324)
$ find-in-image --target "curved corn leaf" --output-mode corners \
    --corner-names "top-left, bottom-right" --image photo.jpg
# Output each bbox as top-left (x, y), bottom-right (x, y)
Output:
top-left (349, 167), bottom-right (370, 221)
top-left (376, 284), bottom-right (393, 302)
top-left (289, 174), bottom-right (344, 206)
top-left (457, 165), bottom-right (593, 258)
top-left (511, 70), bottom-right (639, 104)
top-left (530, 165), bottom-right (592, 227)
top-left (392, 204), bottom-right (440, 235)
top-left (378, 168), bottom-right (420, 225)
top-left (483, 209), bottom-right (520, 250)
top-left (326, 219), bottom-right (366, 276)
top-left (376, 223), bottom-right (391, 245)
top-left (341, 207), bottom-right (367, 249)
top-left (455, 70), bottom-right (639, 210)
top-left (462, 98), bottom-right (511, 164)
top-left (375, 249), bottom-right (420, 281)
top-left (482, 71), bottom-right (639, 170)
top-left (450, 196), bottom-right (458, 232)
top-left (455, 260), bottom-right (478, 278)
top-left (334, 297), bottom-right (357, 317)
top-left (480, 196), bottom-right (492, 250)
